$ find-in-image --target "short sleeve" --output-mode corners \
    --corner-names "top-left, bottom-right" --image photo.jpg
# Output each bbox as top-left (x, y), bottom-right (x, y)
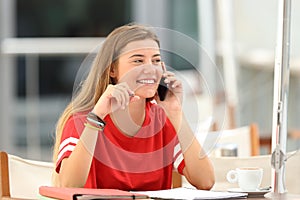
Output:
top-left (55, 115), bottom-right (85, 173)
top-left (173, 142), bottom-right (185, 175)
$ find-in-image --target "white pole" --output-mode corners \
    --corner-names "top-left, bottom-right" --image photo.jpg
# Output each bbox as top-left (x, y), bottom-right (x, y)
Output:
top-left (266, 0), bottom-right (291, 197)
top-left (197, 0), bottom-right (216, 103)
top-left (216, 0), bottom-right (238, 128)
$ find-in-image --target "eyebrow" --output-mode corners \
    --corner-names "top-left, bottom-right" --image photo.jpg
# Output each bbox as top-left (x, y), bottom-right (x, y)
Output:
top-left (129, 53), bottom-right (161, 58)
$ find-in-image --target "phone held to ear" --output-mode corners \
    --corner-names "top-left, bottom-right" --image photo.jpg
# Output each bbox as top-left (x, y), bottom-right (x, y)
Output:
top-left (157, 77), bottom-right (168, 101)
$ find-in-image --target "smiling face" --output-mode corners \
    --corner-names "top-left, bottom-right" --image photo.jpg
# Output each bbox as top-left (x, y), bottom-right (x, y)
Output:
top-left (111, 39), bottom-right (163, 99)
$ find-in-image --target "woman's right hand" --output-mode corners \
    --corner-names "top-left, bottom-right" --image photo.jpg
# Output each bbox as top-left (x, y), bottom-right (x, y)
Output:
top-left (92, 82), bottom-right (140, 118)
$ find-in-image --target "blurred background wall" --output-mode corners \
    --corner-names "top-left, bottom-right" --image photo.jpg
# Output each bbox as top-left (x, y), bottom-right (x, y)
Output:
top-left (0, 0), bottom-right (299, 161)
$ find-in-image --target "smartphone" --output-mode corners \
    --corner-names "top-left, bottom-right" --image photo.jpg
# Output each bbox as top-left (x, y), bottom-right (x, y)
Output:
top-left (157, 76), bottom-right (168, 101)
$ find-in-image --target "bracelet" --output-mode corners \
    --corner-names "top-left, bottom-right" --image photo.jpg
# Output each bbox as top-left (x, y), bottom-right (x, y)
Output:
top-left (84, 122), bottom-right (103, 131)
top-left (87, 112), bottom-right (106, 130)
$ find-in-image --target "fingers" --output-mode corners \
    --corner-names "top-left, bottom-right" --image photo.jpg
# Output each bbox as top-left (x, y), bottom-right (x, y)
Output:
top-left (161, 61), bottom-right (167, 72)
top-left (130, 95), bottom-right (140, 102)
top-left (109, 83), bottom-right (138, 110)
top-left (112, 84), bottom-right (130, 109)
top-left (162, 71), bottom-right (182, 90)
top-left (159, 71), bottom-right (183, 107)
top-left (116, 84), bottom-right (129, 107)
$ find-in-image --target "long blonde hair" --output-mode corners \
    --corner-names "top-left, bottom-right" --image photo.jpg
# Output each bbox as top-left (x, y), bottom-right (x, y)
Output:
top-left (52, 24), bottom-right (160, 162)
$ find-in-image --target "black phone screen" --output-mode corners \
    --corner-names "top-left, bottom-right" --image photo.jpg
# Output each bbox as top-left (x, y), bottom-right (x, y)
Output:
top-left (157, 77), bottom-right (168, 101)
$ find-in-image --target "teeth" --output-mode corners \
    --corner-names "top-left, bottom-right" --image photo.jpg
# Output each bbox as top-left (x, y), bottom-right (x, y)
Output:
top-left (137, 79), bottom-right (155, 84)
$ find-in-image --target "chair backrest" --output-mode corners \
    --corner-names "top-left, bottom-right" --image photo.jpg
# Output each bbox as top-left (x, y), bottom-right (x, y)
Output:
top-left (0, 151), bottom-right (54, 199)
top-left (223, 123), bottom-right (260, 156)
top-left (210, 151), bottom-right (300, 194)
top-left (202, 123), bottom-right (260, 157)
top-left (181, 124), bottom-right (260, 188)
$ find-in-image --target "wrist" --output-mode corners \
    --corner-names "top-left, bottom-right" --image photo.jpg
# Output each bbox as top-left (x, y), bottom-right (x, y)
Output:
top-left (91, 109), bottom-right (107, 119)
top-left (87, 112), bottom-right (106, 131)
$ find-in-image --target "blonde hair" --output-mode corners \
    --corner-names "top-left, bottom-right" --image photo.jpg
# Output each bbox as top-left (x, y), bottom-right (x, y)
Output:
top-left (52, 24), bottom-right (160, 163)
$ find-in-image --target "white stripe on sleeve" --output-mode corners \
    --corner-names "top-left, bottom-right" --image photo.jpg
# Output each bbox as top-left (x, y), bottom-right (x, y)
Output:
top-left (173, 143), bottom-right (181, 157)
top-left (173, 143), bottom-right (183, 171)
top-left (173, 153), bottom-right (184, 171)
top-left (58, 137), bottom-right (79, 152)
top-left (57, 144), bottom-right (76, 162)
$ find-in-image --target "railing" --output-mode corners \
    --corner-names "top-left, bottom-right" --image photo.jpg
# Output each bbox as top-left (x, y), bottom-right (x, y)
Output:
top-left (1, 37), bottom-right (105, 160)
top-left (1, 37), bottom-right (105, 55)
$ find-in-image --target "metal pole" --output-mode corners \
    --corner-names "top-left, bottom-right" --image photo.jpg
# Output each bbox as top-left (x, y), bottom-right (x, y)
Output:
top-left (265, 0), bottom-right (291, 198)
top-left (25, 54), bottom-right (41, 159)
top-left (0, 0), bottom-right (16, 154)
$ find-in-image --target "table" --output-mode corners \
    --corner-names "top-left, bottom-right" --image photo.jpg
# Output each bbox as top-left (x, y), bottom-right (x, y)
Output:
top-left (3, 194), bottom-right (300, 200)
top-left (5, 189), bottom-right (299, 199)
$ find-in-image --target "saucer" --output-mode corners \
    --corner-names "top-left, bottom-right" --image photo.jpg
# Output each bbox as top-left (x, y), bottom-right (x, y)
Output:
top-left (227, 188), bottom-right (271, 196)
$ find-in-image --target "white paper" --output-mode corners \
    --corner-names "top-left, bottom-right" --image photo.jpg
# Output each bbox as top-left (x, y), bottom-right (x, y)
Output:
top-left (134, 187), bottom-right (247, 200)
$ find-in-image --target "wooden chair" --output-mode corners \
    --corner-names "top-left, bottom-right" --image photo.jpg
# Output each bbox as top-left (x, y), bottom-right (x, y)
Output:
top-left (211, 123), bottom-right (260, 156)
top-left (172, 171), bottom-right (182, 188)
top-left (0, 151), bottom-right (184, 197)
top-left (0, 151), bottom-right (53, 199)
top-left (179, 123), bottom-right (260, 188)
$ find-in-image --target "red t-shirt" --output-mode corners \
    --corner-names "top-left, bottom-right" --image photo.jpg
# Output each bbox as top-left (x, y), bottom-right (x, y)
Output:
top-left (56, 101), bottom-right (185, 190)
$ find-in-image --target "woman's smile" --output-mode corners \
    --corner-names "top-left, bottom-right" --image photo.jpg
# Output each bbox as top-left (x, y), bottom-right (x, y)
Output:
top-left (136, 79), bottom-right (156, 85)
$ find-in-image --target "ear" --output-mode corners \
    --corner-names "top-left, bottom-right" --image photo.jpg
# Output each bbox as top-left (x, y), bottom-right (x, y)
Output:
top-left (109, 64), bottom-right (117, 78)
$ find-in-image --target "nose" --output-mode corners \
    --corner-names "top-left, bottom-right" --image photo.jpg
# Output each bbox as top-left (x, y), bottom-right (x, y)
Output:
top-left (141, 64), bottom-right (158, 74)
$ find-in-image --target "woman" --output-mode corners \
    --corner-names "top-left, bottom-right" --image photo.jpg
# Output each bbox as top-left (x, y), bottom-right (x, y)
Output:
top-left (52, 23), bottom-right (215, 190)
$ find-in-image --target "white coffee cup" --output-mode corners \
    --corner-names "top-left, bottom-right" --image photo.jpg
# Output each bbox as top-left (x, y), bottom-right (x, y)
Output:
top-left (226, 167), bottom-right (263, 191)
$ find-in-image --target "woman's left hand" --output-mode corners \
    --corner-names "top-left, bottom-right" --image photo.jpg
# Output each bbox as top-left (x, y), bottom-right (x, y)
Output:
top-left (156, 70), bottom-right (183, 114)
